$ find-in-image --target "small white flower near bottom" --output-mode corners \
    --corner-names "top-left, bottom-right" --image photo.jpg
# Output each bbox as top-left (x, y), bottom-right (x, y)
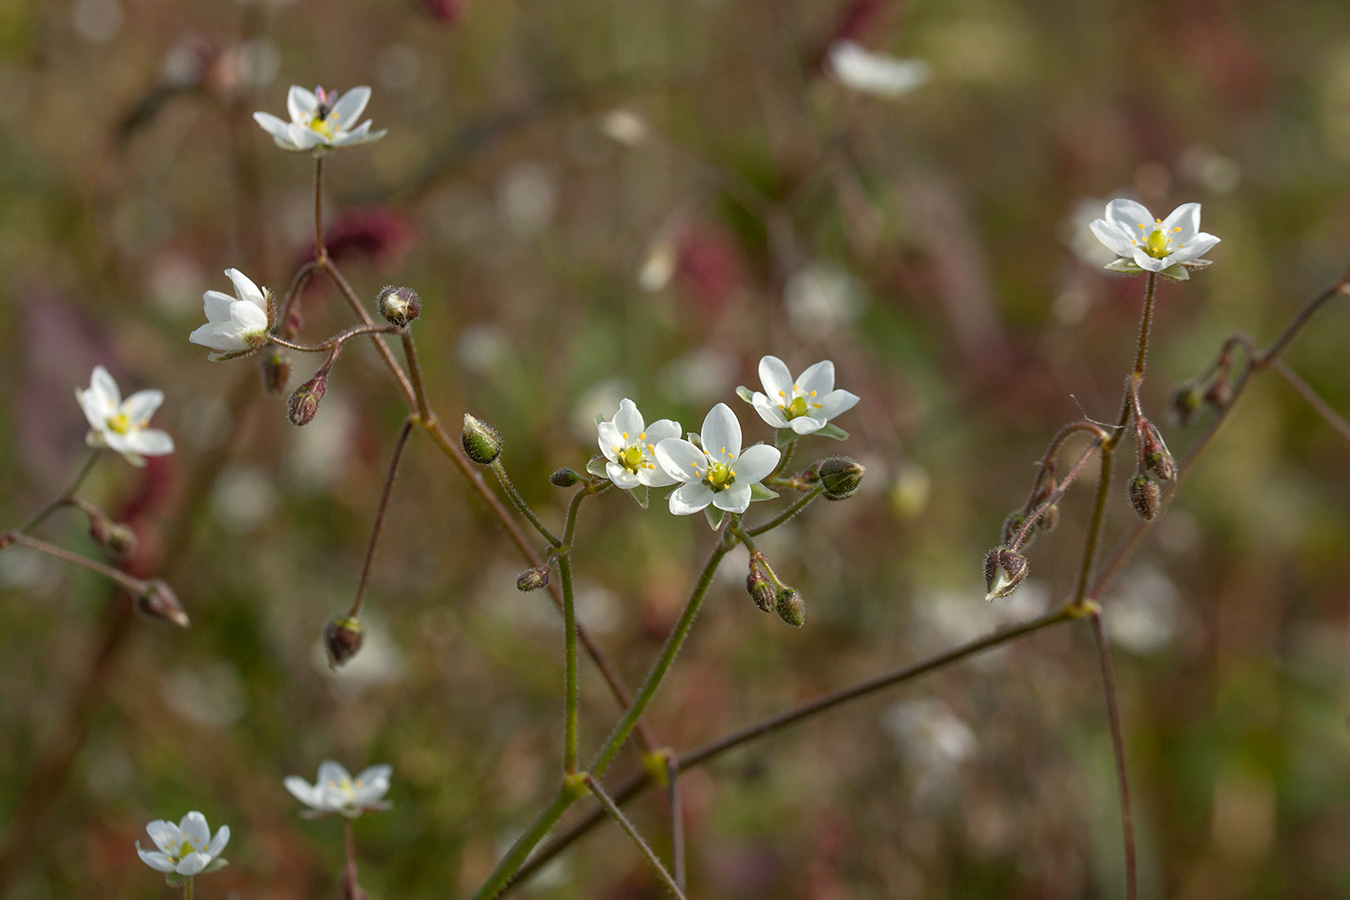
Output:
top-left (597, 399), bottom-right (681, 490)
top-left (654, 403), bottom-right (780, 516)
top-left (136, 811), bottom-right (229, 878)
top-left (75, 366), bottom-right (174, 466)
top-left (285, 760), bottom-right (392, 818)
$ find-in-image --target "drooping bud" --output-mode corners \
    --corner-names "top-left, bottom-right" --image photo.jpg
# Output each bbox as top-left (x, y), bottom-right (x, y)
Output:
top-left (1167, 384), bottom-right (1202, 427)
top-left (1127, 474), bottom-right (1162, 521)
top-left (746, 568), bottom-right (775, 612)
top-left (462, 414), bottom-right (503, 465)
top-left (261, 348), bottom-right (292, 395)
top-left (550, 467), bottom-right (582, 487)
top-left (1137, 418), bottom-right (1177, 482)
top-left (776, 586), bottom-right (805, 627)
top-left (288, 371), bottom-right (328, 426)
top-left (1029, 470), bottom-right (1059, 533)
top-left (516, 567), bottom-right (549, 592)
top-left (88, 509), bottom-right (137, 561)
top-left (1001, 512), bottom-right (1030, 549)
top-left (818, 456), bottom-right (865, 501)
top-left (1203, 378), bottom-right (1232, 410)
top-left (323, 615), bottom-right (365, 669)
top-left (983, 546), bottom-right (1028, 602)
top-left (135, 579), bottom-right (189, 628)
top-left (376, 285), bottom-right (422, 328)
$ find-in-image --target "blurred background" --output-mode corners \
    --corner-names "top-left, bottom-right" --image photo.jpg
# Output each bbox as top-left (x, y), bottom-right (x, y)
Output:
top-left (1, 0), bottom-right (1349, 897)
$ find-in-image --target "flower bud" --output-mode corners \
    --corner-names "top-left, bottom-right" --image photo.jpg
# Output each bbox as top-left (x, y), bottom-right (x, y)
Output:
top-left (1203, 378), bottom-right (1232, 410)
top-left (1137, 418), bottom-right (1176, 482)
top-left (88, 510), bottom-right (137, 561)
top-left (1001, 512), bottom-right (1031, 549)
top-left (135, 579), bottom-right (189, 628)
top-left (261, 348), bottom-right (292, 395)
top-left (376, 285), bottom-right (422, 328)
top-left (818, 456), bottom-right (865, 501)
top-left (983, 546), bottom-right (1028, 602)
top-left (1127, 474), bottom-right (1162, 521)
top-left (550, 467), bottom-right (582, 487)
top-left (516, 567), bottom-right (549, 592)
top-left (462, 414), bottom-right (503, 465)
top-left (288, 372), bottom-right (328, 426)
top-left (776, 586), bottom-right (805, 627)
top-left (1167, 384), bottom-right (1202, 427)
top-left (746, 568), bottom-right (775, 612)
top-left (324, 615), bottom-right (365, 669)
top-left (1029, 472), bottom-right (1059, 533)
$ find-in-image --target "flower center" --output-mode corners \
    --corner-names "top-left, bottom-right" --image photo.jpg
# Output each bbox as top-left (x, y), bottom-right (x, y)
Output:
top-left (778, 384), bottom-right (822, 421)
top-left (618, 444), bottom-right (645, 473)
top-left (174, 839), bottom-right (197, 861)
top-left (106, 412), bottom-right (132, 434)
top-left (1137, 219), bottom-right (1183, 260)
top-left (704, 461), bottom-right (734, 491)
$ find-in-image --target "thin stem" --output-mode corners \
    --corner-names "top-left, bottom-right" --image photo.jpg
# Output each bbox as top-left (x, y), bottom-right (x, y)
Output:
top-left (746, 485), bottom-right (824, 537)
top-left (490, 460), bottom-right (562, 547)
top-left (766, 434), bottom-right (798, 481)
top-left (560, 486), bottom-right (591, 774)
top-left (274, 259), bottom-right (320, 337)
top-left (1090, 607), bottom-right (1136, 900)
top-left (469, 788), bottom-right (575, 900)
top-left (183, 876), bottom-right (193, 900)
top-left (1132, 272), bottom-right (1157, 377)
top-left (1011, 436), bottom-right (1105, 551)
top-left (317, 258), bottom-right (418, 412)
top-left (666, 756), bottom-right (685, 892)
top-left (0, 531), bottom-right (148, 597)
top-left (401, 331), bottom-right (434, 422)
top-left (342, 817), bottom-right (359, 900)
top-left (20, 450), bottom-right (102, 534)
top-left (314, 156), bottom-right (325, 261)
top-left (268, 323), bottom-right (401, 354)
top-left (583, 774), bottom-right (689, 900)
top-left (348, 418), bottom-right (415, 618)
top-left (1270, 358), bottom-right (1350, 444)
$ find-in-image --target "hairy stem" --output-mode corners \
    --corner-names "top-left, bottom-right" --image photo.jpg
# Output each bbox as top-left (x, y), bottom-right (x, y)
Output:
top-left (747, 484), bottom-right (823, 536)
top-left (584, 774), bottom-right (689, 900)
top-left (490, 460), bottom-right (562, 547)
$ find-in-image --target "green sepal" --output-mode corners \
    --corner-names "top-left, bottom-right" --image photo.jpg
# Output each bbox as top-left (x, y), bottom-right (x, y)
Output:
top-left (594, 412), bottom-right (606, 426)
top-left (1159, 263), bottom-right (1190, 281)
top-left (704, 506), bottom-right (726, 531)
top-left (815, 423), bottom-right (849, 441)
top-left (735, 385), bottom-right (755, 403)
top-left (164, 874), bottom-right (186, 888)
top-left (585, 456), bottom-right (609, 478)
top-left (749, 482), bottom-right (779, 501)
top-left (775, 429), bottom-right (796, 448)
top-left (628, 484), bottom-right (650, 509)
top-left (202, 858), bottom-right (230, 874)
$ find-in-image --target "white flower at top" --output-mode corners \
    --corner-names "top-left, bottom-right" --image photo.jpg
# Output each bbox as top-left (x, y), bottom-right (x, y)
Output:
top-left (75, 366), bottom-right (174, 466)
top-left (827, 40), bottom-right (930, 100)
top-left (597, 399), bottom-right (681, 490)
top-left (136, 811), bottom-right (230, 878)
top-left (189, 268), bottom-right (271, 360)
top-left (285, 760), bottom-right (392, 818)
top-left (746, 356), bottom-right (859, 435)
top-left (253, 85), bottom-right (387, 154)
top-left (1089, 200), bottom-right (1220, 280)
top-left (654, 403), bottom-right (780, 516)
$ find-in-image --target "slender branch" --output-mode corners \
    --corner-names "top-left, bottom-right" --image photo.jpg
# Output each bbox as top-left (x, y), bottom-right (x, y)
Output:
top-left (1089, 607), bottom-right (1136, 900)
top-left (314, 155), bottom-right (325, 261)
top-left (341, 817), bottom-right (360, 900)
top-left (348, 418), bottom-right (415, 618)
top-left (1010, 435), bottom-right (1104, 551)
top-left (490, 460), bottom-right (562, 547)
top-left (468, 787), bottom-right (575, 900)
top-left (268, 323), bottom-right (401, 354)
top-left (1132, 272), bottom-right (1157, 377)
top-left (1270, 358), bottom-right (1350, 444)
top-left (0, 531), bottom-right (149, 597)
top-left (560, 488), bottom-right (591, 775)
top-left (766, 434), bottom-right (798, 482)
top-left (746, 485), bottom-right (823, 537)
top-left (401, 331), bottom-right (434, 423)
top-left (317, 257), bottom-right (419, 412)
top-left (583, 774), bottom-right (689, 900)
top-left (666, 756), bottom-right (686, 893)
top-left (20, 450), bottom-right (102, 534)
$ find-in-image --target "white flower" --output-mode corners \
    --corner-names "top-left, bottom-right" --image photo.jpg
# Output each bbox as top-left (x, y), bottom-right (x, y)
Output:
top-left (253, 85), bottom-right (387, 154)
top-left (827, 40), bottom-right (930, 99)
top-left (746, 356), bottom-right (859, 435)
top-left (1089, 200), bottom-right (1220, 280)
top-left (285, 760), bottom-right (392, 818)
top-left (654, 403), bottom-right (780, 516)
top-left (597, 399), bottom-right (681, 490)
top-left (189, 268), bottom-right (271, 360)
top-left (75, 366), bottom-right (174, 466)
top-left (136, 811), bottom-right (230, 878)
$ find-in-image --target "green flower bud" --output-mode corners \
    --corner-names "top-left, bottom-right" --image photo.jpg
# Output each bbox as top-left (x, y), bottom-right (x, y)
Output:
top-left (288, 372), bottom-right (328, 426)
top-left (136, 579), bottom-right (189, 628)
top-left (1167, 384), bottom-right (1202, 427)
top-left (818, 456), bottom-right (865, 501)
top-left (516, 567), bottom-right (549, 592)
top-left (377, 285), bottom-right (422, 328)
top-left (776, 586), bottom-right (805, 627)
top-left (324, 615), bottom-right (365, 669)
top-left (746, 568), bottom-right (775, 612)
top-left (983, 546), bottom-right (1028, 602)
top-left (1128, 473), bottom-right (1162, 521)
top-left (462, 413), bottom-right (503, 465)
top-left (550, 467), bottom-right (582, 487)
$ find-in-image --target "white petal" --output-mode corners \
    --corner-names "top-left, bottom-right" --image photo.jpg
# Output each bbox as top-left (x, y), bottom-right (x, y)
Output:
top-left (668, 482), bottom-right (713, 515)
top-left (815, 388), bottom-right (859, 421)
top-left (76, 387), bottom-right (108, 432)
top-left (176, 852), bottom-right (210, 876)
top-left (126, 429), bottom-right (174, 457)
top-left (189, 322), bottom-right (237, 352)
top-left (202, 290), bottom-right (236, 324)
top-left (597, 421), bottom-right (623, 458)
top-left (731, 444), bottom-right (780, 484)
top-left (795, 360), bottom-right (835, 397)
top-left (137, 847), bottom-right (177, 873)
top-left (828, 41), bottom-right (929, 99)
top-left (639, 465), bottom-right (677, 488)
top-left (607, 463), bottom-right (640, 489)
top-left (224, 268), bottom-right (265, 309)
top-left (789, 416), bottom-right (824, 434)
top-left (1131, 248), bottom-right (1168, 272)
top-left (700, 403), bottom-right (741, 463)
top-left (91, 365), bottom-right (121, 406)
top-left (229, 299), bottom-right (268, 333)
top-left (122, 389), bottom-right (163, 426)
top-left (751, 394), bottom-right (791, 429)
top-left (355, 764), bottom-right (392, 788)
top-left (253, 111), bottom-right (292, 141)
top-left (207, 825), bottom-right (230, 858)
top-left (1104, 198), bottom-right (1155, 232)
top-left (146, 820), bottom-right (180, 854)
top-left (757, 355), bottom-right (793, 400)
top-left (179, 812), bottom-right (210, 848)
top-left (317, 760), bottom-right (352, 788)
top-left (288, 85), bottom-right (318, 124)
top-left (712, 482), bottom-right (751, 513)
top-left (1160, 202), bottom-right (1201, 240)
top-left (287, 123), bottom-right (324, 151)
top-left (1089, 219), bottom-right (1136, 257)
top-left (654, 439), bottom-right (705, 483)
top-left (1170, 232), bottom-right (1220, 264)
top-left (284, 776), bottom-right (320, 807)
top-left (336, 120), bottom-right (373, 143)
top-left (330, 86), bottom-right (372, 130)
top-left (643, 419), bottom-right (681, 444)
top-left (613, 399), bottom-right (643, 437)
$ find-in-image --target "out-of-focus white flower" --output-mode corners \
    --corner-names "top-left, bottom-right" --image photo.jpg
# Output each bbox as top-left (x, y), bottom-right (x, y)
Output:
top-left (597, 399), bottom-right (681, 490)
top-left (598, 109), bottom-right (648, 146)
top-left (285, 760), bottom-right (392, 818)
top-left (654, 403), bottom-right (780, 516)
top-left (827, 40), bottom-right (930, 99)
top-left (75, 366), bottom-right (174, 466)
top-left (136, 811), bottom-right (230, 878)
top-left (189, 268), bottom-right (270, 359)
top-left (743, 355), bottom-right (859, 435)
top-left (882, 698), bottom-right (977, 800)
top-left (1089, 200), bottom-right (1220, 280)
top-left (253, 85), bottom-right (386, 154)
top-left (783, 262), bottom-right (865, 337)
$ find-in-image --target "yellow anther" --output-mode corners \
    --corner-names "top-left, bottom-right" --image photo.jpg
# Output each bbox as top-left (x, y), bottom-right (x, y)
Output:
top-left (107, 412), bottom-right (132, 434)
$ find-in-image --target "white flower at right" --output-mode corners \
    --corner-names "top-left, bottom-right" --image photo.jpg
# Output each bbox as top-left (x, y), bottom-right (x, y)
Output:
top-left (827, 40), bottom-right (930, 99)
top-left (136, 811), bottom-right (230, 878)
top-left (253, 85), bottom-right (387, 154)
top-left (285, 760), bottom-right (393, 818)
top-left (75, 366), bottom-right (174, 466)
top-left (189, 268), bottom-right (271, 360)
top-left (747, 356), bottom-right (859, 435)
top-left (597, 399), bottom-right (681, 489)
top-left (655, 403), bottom-right (780, 515)
top-left (1089, 200), bottom-right (1220, 280)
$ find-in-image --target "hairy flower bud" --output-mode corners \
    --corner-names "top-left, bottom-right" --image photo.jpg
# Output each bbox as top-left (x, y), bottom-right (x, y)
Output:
top-left (818, 456), bottom-right (865, 500)
top-left (746, 568), bottom-right (775, 612)
top-left (462, 414), bottom-right (503, 465)
top-left (261, 348), bottom-right (292, 395)
top-left (288, 372), bottom-right (328, 426)
top-left (983, 546), bottom-right (1028, 602)
top-left (1128, 474), bottom-right (1162, 521)
top-left (550, 467), bottom-right (582, 487)
top-left (1029, 471), bottom-right (1059, 533)
top-left (324, 615), bottom-right (365, 669)
top-left (1001, 512), bottom-right (1030, 549)
top-left (1167, 384), bottom-right (1202, 427)
top-left (88, 509), bottom-right (137, 561)
top-left (376, 285), bottom-right (422, 328)
top-left (136, 579), bottom-right (189, 628)
top-left (516, 567), bottom-right (549, 592)
top-left (776, 586), bottom-right (805, 627)
top-left (1137, 418), bottom-right (1177, 482)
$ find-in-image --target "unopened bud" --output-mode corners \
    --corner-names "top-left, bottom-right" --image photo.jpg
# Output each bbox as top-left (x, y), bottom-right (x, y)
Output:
top-left (1029, 471), bottom-right (1059, 533)
top-left (462, 414), bottom-right (503, 465)
top-left (136, 579), bottom-right (189, 628)
top-left (550, 467), bottom-right (582, 487)
top-left (1001, 512), bottom-right (1031, 549)
top-left (323, 615), bottom-right (365, 669)
top-left (746, 568), bottom-right (775, 612)
top-left (1203, 378), bottom-right (1232, 410)
top-left (288, 372), bottom-right (328, 426)
top-left (983, 546), bottom-right (1028, 602)
top-left (1137, 418), bottom-right (1176, 482)
top-left (1127, 474), bottom-right (1162, 521)
top-left (775, 586), bottom-right (805, 627)
top-left (1167, 384), bottom-right (1202, 427)
top-left (516, 567), bottom-right (549, 592)
top-left (261, 348), bottom-right (292, 395)
top-left (376, 285), bottom-right (422, 328)
top-left (818, 456), bottom-right (865, 501)
top-left (88, 510), bottom-right (137, 561)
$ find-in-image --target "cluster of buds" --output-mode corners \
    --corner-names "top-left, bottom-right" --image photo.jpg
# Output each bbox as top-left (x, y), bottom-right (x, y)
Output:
top-left (1129, 416), bottom-right (1176, 521)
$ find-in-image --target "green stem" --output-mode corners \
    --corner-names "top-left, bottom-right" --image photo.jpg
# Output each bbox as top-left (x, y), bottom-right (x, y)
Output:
top-left (583, 774), bottom-right (688, 900)
top-left (183, 875), bottom-right (193, 900)
top-left (468, 788), bottom-right (576, 900)
top-left (490, 460), bottom-right (561, 547)
top-left (747, 484), bottom-right (823, 537)
top-left (20, 450), bottom-right (102, 534)
top-left (766, 433), bottom-right (797, 481)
